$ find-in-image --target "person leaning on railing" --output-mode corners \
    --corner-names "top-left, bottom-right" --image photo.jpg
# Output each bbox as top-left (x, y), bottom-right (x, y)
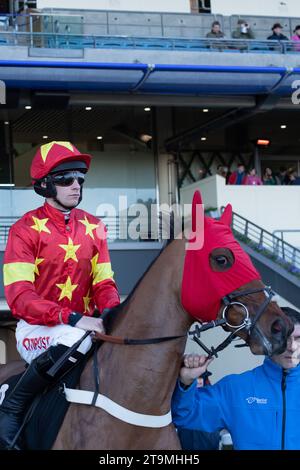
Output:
top-left (205, 21), bottom-right (226, 51)
top-left (206, 21), bottom-right (225, 38)
top-left (267, 23), bottom-right (289, 41)
top-left (262, 167), bottom-right (278, 185)
top-left (291, 25), bottom-right (300, 52)
top-left (231, 19), bottom-right (255, 40)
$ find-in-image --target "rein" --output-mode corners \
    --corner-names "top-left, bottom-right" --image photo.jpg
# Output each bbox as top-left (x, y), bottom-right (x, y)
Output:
top-left (93, 332), bottom-right (186, 345)
top-left (62, 284), bottom-right (275, 427)
top-left (51, 285), bottom-right (275, 376)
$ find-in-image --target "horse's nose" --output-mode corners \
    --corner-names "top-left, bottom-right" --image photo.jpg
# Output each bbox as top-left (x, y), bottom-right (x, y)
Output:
top-left (271, 318), bottom-right (284, 334)
top-left (269, 318), bottom-right (289, 355)
top-left (270, 318), bottom-right (287, 340)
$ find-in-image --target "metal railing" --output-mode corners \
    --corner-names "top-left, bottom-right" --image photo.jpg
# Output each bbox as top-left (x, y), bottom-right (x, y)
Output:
top-left (273, 229), bottom-right (300, 252)
top-left (0, 214), bottom-right (163, 246)
top-left (0, 12), bottom-right (299, 54)
top-left (0, 217), bottom-right (18, 246)
top-left (231, 211), bottom-right (300, 275)
top-left (0, 30), bottom-right (294, 54)
top-left (5, 11), bottom-right (300, 38)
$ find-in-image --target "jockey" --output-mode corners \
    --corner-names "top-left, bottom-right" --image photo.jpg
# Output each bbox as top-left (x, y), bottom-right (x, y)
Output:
top-left (0, 141), bottom-right (120, 449)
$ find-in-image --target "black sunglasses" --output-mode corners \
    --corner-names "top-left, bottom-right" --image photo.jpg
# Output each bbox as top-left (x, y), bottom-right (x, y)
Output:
top-left (51, 171), bottom-right (85, 187)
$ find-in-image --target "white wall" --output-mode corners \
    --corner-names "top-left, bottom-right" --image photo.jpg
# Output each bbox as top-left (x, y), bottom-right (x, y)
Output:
top-left (180, 175), bottom-right (300, 247)
top-left (37, 0), bottom-right (191, 13)
top-left (10, 146), bottom-right (156, 217)
top-left (211, 0), bottom-right (300, 17)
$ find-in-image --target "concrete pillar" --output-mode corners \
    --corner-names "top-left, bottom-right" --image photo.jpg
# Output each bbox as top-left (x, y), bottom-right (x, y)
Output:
top-left (153, 107), bottom-right (179, 207)
top-left (0, 121), bottom-right (13, 185)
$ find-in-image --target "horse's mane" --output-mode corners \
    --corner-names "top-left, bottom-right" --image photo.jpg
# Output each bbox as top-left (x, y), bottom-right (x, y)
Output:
top-left (102, 213), bottom-right (176, 332)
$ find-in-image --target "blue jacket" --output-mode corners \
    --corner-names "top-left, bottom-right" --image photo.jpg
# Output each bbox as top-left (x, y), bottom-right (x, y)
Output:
top-left (172, 358), bottom-right (300, 450)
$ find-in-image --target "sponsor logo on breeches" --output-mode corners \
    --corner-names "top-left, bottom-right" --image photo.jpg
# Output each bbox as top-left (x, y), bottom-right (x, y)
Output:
top-left (22, 336), bottom-right (51, 351)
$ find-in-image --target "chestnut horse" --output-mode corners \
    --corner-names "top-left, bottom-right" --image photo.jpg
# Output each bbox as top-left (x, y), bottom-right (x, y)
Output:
top-left (0, 191), bottom-right (292, 449)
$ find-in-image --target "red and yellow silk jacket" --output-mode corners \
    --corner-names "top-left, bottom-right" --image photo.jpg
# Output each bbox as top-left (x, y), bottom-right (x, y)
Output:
top-left (3, 202), bottom-right (120, 326)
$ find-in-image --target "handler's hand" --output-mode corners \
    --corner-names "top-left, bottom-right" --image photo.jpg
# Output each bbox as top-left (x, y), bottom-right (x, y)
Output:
top-left (76, 316), bottom-right (106, 335)
top-left (179, 354), bottom-right (213, 386)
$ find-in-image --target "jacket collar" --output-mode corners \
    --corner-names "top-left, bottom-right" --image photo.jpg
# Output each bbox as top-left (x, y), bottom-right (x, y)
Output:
top-left (263, 357), bottom-right (300, 381)
top-left (43, 201), bottom-right (75, 229)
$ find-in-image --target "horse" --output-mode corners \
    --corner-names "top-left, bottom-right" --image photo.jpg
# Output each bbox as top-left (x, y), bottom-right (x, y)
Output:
top-left (0, 191), bottom-right (293, 450)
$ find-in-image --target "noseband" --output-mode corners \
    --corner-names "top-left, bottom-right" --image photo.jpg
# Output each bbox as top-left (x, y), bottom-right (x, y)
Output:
top-left (222, 285), bottom-right (275, 333)
top-left (189, 285), bottom-right (275, 358)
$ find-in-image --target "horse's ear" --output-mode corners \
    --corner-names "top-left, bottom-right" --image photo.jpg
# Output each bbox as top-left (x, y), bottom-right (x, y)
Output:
top-left (220, 204), bottom-right (232, 227)
top-left (192, 190), bottom-right (203, 232)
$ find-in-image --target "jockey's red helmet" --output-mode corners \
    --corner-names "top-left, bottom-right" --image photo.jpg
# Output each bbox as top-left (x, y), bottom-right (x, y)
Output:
top-left (30, 141), bottom-right (92, 180)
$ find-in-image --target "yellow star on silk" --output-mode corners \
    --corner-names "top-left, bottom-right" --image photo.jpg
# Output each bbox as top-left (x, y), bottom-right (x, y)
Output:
top-left (31, 217), bottom-right (51, 234)
top-left (90, 253), bottom-right (99, 276)
top-left (56, 276), bottom-right (78, 301)
top-left (83, 290), bottom-right (92, 313)
top-left (40, 141), bottom-right (74, 162)
top-left (59, 238), bottom-right (81, 262)
top-left (79, 216), bottom-right (99, 240)
top-left (34, 258), bottom-right (44, 275)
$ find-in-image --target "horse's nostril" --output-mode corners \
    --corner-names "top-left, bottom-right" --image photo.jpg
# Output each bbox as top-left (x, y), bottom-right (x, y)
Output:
top-left (271, 319), bottom-right (284, 335)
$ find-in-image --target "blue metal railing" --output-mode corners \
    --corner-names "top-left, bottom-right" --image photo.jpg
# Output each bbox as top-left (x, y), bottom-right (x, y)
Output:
top-left (0, 30), bottom-right (297, 54)
top-left (0, 10), bottom-right (299, 54)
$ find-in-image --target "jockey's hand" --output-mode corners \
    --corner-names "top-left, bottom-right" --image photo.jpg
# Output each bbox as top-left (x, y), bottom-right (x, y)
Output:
top-left (76, 316), bottom-right (106, 335)
top-left (179, 354), bottom-right (213, 387)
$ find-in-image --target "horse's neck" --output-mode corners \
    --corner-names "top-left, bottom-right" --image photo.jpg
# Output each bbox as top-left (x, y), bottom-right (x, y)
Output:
top-left (94, 239), bottom-right (192, 414)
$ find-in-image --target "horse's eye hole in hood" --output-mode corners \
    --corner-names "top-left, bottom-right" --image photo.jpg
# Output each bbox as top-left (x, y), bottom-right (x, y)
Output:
top-left (209, 248), bottom-right (235, 271)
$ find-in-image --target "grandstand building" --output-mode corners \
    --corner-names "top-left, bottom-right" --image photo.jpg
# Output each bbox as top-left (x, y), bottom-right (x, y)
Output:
top-left (0, 1), bottom-right (299, 378)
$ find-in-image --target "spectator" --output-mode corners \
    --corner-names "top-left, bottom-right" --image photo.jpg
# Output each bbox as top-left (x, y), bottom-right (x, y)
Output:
top-left (228, 163), bottom-right (247, 185)
top-left (245, 168), bottom-right (262, 185)
top-left (206, 21), bottom-right (225, 38)
top-left (176, 371), bottom-right (221, 450)
top-left (291, 25), bottom-right (300, 51)
top-left (232, 19), bottom-right (255, 40)
top-left (277, 166), bottom-right (287, 185)
top-left (267, 23), bottom-right (289, 41)
top-left (216, 165), bottom-right (229, 180)
top-left (172, 307), bottom-right (300, 450)
top-left (286, 169), bottom-right (300, 185)
top-left (262, 167), bottom-right (277, 185)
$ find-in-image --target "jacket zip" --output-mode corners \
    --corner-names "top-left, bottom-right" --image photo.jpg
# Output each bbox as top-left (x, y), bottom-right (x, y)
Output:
top-left (281, 369), bottom-right (287, 450)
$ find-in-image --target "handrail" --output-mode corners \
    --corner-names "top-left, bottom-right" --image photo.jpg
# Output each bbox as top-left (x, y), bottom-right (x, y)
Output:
top-left (0, 31), bottom-right (295, 54)
top-left (273, 229), bottom-right (300, 248)
top-left (230, 211), bottom-right (300, 275)
top-left (1, 10), bottom-right (300, 46)
top-left (0, 214), bottom-right (162, 245)
top-left (273, 229), bottom-right (300, 238)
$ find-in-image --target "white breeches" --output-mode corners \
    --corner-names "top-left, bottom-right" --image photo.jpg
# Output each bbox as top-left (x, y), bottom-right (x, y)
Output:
top-left (15, 319), bottom-right (93, 363)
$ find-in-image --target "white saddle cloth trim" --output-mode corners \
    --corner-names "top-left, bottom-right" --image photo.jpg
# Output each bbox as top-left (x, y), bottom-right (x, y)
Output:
top-left (64, 386), bottom-right (172, 428)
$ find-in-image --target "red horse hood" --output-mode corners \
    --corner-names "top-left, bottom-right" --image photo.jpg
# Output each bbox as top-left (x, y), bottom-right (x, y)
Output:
top-left (181, 191), bottom-right (260, 322)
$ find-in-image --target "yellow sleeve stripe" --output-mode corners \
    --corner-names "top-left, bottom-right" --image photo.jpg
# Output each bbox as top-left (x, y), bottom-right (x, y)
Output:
top-left (3, 262), bottom-right (35, 286)
top-left (92, 262), bottom-right (114, 286)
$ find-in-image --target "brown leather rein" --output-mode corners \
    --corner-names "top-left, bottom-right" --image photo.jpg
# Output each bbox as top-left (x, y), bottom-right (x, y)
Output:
top-left (93, 331), bottom-right (185, 345)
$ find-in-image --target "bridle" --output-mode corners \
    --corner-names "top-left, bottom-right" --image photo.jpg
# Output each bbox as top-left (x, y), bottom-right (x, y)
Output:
top-left (49, 285), bottom-right (275, 379)
top-left (189, 285), bottom-right (275, 357)
top-left (46, 284), bottom-right (276, 429)
top-left (223, 285), bottom-right (275, 333)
